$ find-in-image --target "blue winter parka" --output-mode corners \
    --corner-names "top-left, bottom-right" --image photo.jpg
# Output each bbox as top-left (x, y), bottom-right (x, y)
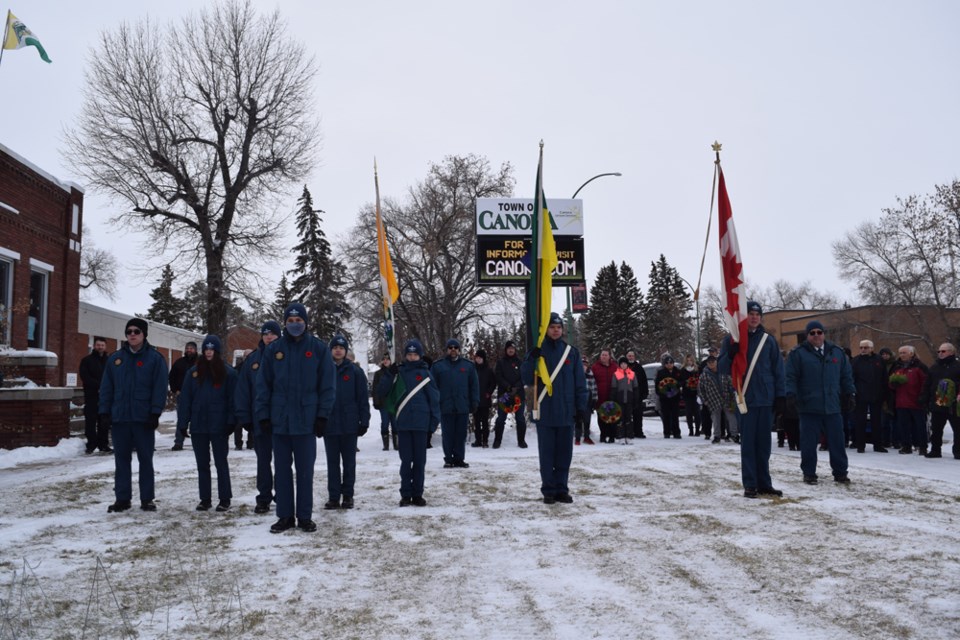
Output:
top-left (235, 342), bottom-right (265, 434)
top-left (177, 364), bottom-right (238, 435)
top-left (431, 355), bottom-right (480, 414)
top-left (254, 332), bottom-right (336, 435)
top-left (376, 360), bottom-right (440, 432)
top-left (719, 324), bottom-right (785, 408)
top-left (327, 359), bottom-right (371, 436)
top-left (98, 341), bottom-right (169, 424)
top-left (520, 336), bottom-right (588, 426)
top-left (786, 340), bottom-right (854, 415)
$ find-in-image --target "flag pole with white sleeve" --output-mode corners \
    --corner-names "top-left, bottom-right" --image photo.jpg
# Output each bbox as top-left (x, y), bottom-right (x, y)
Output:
top-left (714, 142), bottom-right (750, 413)
top-left (374, 159), bottom-right (400, 363)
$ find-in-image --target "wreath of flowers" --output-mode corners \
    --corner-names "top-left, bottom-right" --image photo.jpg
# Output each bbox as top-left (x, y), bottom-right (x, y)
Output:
top-left (935, 378), bottom-right (956, 407)
top-left (658, 377), bottom-right (680, 398)
top-left (685, 376), bottom-right (700, 390)
top-left (597, 401), bottom-right (622, 424)
top-left (497, 393), bottom-right (522, 414)
top-left (888, 372), bottom-right (908, 387)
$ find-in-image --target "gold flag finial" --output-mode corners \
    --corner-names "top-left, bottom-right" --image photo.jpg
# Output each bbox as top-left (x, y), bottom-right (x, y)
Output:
top-left (711, 141), bottom-right (722, 153)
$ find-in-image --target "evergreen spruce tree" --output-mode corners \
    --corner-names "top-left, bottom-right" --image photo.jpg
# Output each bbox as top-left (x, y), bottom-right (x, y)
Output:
top-left (287, 186), bottom-right (351, 340)
top-left (271, 274), bottom-right (295, 320)
top-left (145, 265), bottom-right (189, 328)
top-left (581, 262), bottom-right (620, 358)
top-left (640, 255), bottom-right (693, 361)
top-left (615, 262), bottom-right (645, 356)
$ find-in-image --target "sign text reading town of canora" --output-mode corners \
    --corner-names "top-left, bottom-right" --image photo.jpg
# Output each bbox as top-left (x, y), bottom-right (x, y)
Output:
top-left (475, 198), bottom-right (583, 237)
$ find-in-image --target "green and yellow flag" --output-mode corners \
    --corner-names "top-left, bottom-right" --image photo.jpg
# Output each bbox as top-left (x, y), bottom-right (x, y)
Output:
top-left (525, 142), bottom-right (558, 396)
top-left (3, 11), bottom-right (52, 63)
top-left (374, 159), bottom-right (400, 361)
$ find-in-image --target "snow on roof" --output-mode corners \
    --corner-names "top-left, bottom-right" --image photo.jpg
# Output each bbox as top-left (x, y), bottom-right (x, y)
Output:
top-left (0, 142), bottom-right (85, 194)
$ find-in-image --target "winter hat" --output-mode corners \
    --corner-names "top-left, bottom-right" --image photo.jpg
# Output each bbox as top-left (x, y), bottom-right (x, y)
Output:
top-left (548, 312), bottom-right (563, 327)
top-left (661, 354), bottom-right (675, 365)
top-left (618, 356), bottom-right (629, 366)
top-left (746, 300), bottom-right (763, 315)
top-left (879, 347), bottom-right (893, 357)
top-left (185, 341), bottom-right (197, 349)
top-left (261, 321), bottom-right (282, 337)
top-left (505, 340), bottom-right (516, 350)
top-left (283, 302), bottom-right (309, 325)
top-left (475, 349), bottom-right (487, 360)
top-left (707, 346), bottom-right (718, 354)
top-left (446, 338), bottom-right (462, 349)
top-left (404, 339), bottom-right (424, 356)
top-left (125, 318), bottom-right (148, 338)
top-left (330, 334), bottom-right (349, 350)
top-left (202, 334), bottom-right (222, 354)
top-left (706, 355), bottom-right (718, 364)
top-left (805, 320), bottom-right (825, 334)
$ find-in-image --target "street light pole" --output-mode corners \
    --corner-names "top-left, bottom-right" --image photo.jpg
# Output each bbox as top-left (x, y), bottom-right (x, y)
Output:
top-left (567, 172), bottom-right (623, 316)
top-left (679, 276), bottom-right (701, 359)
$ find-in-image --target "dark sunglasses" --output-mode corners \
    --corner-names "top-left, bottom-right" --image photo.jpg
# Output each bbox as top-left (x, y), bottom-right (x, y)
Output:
top-left (938, 349), bottom-right (951, 353)
top-left (125, 328), bottom-right (142, 335)
top-left (447, 346), bottom-right (460, 350)
top-left (808, 330), bottom-right (823, 336)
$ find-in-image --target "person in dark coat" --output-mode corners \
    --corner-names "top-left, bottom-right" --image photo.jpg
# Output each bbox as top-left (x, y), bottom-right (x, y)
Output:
top-left (324, 335), bottom-right (370, 509)
top-left (889, 345), bottom-right (929, 455)
top-left (677, 354), bottom-right (702, 437)
top-left (79, 336), bottom-right (111, 454)
top-left (625, 349), bottom-right (648, 439)
top-left (922, 342), bottom-right (960, 459)
top-left (371, 352), bottom-right (397, 451)
top-left (521, 312), bottom-right (588, 504)
top-left (99, 318), bottom-right (169, 513)
top-left (378, 339), bottom-right (441, 506)
top-left (655, 356), bottom-right (682, 438)
top-left (493, 341), bottom-right (528, 448)
top-left (170, 341), bottom-right (198, 451)
top-left (576, 356), bottom-right (598, 445)
top-left (472, 350), bottom-right (497, 448)
top-left (878, 347), bottom-right (898, 448)
top-left (611, 356), bottom-right (639, 443)
top-left (720, 301), bottom-right (786, 498)
top-left (178, 335), bottom-right (238, 512)
top-left (235, 320), bottom-right (282, 514)
top-left (851, 339), bottom-right (889, 453)
top-left (255, 303), bottom-right (336, 534)
top-left (786, 320), bottom-right (854, 486)
top-left (432, 338), bottom-right (479, 468)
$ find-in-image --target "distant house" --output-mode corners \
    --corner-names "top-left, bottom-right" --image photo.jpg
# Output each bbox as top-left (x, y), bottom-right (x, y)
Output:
top-left (762, 305), bottom-right (960, 363)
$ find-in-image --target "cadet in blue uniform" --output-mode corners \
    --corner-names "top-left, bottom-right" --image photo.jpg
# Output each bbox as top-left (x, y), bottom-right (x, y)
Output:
top-left (378, 339), bottom-right (440, 506)
top-left (324, 335), bottom-right (370, 509)
top-left (178, 335), bottom-right (238, 511)
top-left (521, 313), bottom-right (588, 504)
top-left (235, 321), bottom-right (282, 514)
top-left (431, 338), bottom-right (479, 468)
top-left (99, 318), bottom-right (169, 513)
top-left (255, 303), bottom-right (336, 533)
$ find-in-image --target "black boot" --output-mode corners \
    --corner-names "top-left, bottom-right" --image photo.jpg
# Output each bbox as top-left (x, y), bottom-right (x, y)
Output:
top-left (492, 425), bottom-right (504, 449)
top-left (392, 432), bottom-right (399, 450)
top-left (517, 424), bottom-right (528, 448)
top-left (382, 435), bottom-right (390, 451)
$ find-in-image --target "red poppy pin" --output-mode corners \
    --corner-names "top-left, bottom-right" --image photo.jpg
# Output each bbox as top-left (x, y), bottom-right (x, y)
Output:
top-left (459, 367), bottom-right (466, 373)
top-left (416, 375), bottom-right (423, 381)
top-left (564, 359), bottom-right (571, 365)
top-left (136, 361), bottom-right (143, 367)
top-left (214, 383), bottom-right (221, 389)
top-left (342, 374), bottom-right (350, 381)
top-left (305, 351), bottom-right (313, 358)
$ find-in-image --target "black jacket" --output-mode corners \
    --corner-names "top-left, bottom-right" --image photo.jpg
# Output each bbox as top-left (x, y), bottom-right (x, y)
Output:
top-left (169, 354), bottom-right (197, 393)
top-left (495, 352), bottom-right (524, 395)
top-left (372, 365), bottom-right (389, 410)
top-left (78, 350), bottom-right (107, 401)
top-left (475, 362), bottom-right (497, 409)
top-left (851, 353), bottom-right (887, 403)
top-left (627, 361), bottom-right (649, 400)
top-left (924, 354), bottom-right (960, 414)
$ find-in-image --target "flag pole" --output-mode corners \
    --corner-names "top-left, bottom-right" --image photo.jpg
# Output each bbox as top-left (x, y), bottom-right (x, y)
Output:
top-left (531, 141), bottom-right (544, 420)
top-left (0, 11), bottom-right (10, 70)
top-left (374, 158), bottom-right (396, 363)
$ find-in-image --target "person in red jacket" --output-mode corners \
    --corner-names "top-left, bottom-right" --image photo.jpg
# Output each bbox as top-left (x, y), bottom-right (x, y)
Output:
top-left (889, 345), bottom-right (929, 455)
top-left (590, 349), bottom-right (618, 443)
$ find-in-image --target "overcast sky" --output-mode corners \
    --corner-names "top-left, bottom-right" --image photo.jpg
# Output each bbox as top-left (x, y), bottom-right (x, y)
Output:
top-left (4, 0), bottom-right (960, 322)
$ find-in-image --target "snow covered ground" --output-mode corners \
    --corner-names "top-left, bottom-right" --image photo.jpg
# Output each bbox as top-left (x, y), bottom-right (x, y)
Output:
top-left (1, 412), bottom-right (959, 639)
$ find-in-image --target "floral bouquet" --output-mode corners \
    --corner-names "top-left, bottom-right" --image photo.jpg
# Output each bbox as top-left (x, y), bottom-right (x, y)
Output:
top-left (888, 372), bottom-right (908, 387)
top-left (497, 393), bottom-right (522, 414)
top-left (935, 379), bottom-right (956, 408)
top-left (658, 377), bottom-right (680, 398)
top-left (597, 401), bottom-right (622, 424)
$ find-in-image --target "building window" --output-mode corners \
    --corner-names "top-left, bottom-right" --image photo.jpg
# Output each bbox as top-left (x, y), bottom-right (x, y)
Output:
top-left (28, 270), bottom-right (47, 349)
top-left (0, 259), bottom-right (11, 345)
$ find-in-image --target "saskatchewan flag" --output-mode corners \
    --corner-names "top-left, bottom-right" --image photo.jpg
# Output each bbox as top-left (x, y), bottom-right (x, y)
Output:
top-left (525, 143), bottom-right (558, 396)
top-left (383, 372), bottom-right (407, 416)
top-left (3, 11), bottom-right (52, 63)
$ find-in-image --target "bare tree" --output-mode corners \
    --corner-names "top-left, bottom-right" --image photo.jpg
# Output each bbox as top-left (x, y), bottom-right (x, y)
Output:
top-left (79, 227), bottom-right (118, 300)
top-left (833, 182), bottom-right (960, 352)
top-left (64, 0), bottom-right (319, 337)
top-left (340, 154), bottom-right (515, 357)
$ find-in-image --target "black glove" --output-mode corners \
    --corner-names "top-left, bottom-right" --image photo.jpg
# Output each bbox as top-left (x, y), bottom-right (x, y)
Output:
top-left (727, 341), bottom-right (739, 355)
top-left (774, 397), bottom-right (786, 416)
top-left (530, 347), bottom-right (542, 360)
top-left (314, 417), bottom-right (327, 438)
top-left (358, 424), bottom-right (368, 437)
top-left (259, 419), bottom-right (272, 435)
top-left (841, 394), bottom-right (856, 414)
top-left (147, 414), bottom-right (160, 430)
top-left (389, 363), bottom-right (399, 375)
top-left (240, 423), bottom-right (253, 433)
top-left (99, 413), bottom-right (112, 430)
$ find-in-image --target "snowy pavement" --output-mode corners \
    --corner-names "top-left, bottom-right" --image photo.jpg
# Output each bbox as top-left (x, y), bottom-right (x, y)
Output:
top-left (1, 413), bottom-right (958, 639)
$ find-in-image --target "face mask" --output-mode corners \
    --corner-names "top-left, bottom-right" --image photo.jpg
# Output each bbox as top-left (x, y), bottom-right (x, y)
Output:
top-left (285, 322), bottom-right (306, 337)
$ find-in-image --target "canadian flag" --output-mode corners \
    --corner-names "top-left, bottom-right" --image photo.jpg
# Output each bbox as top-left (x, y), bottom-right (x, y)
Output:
top-left (718, 165), bottom-right (749, 402)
